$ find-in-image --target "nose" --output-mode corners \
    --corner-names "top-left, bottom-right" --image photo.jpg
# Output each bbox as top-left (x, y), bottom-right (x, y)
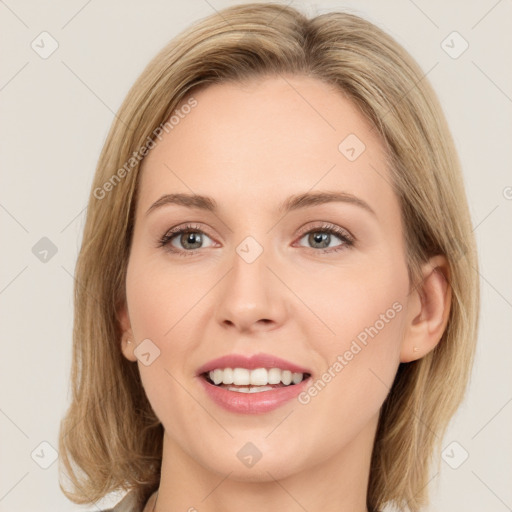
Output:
top-left (215, 242), bottom-right (288, 334)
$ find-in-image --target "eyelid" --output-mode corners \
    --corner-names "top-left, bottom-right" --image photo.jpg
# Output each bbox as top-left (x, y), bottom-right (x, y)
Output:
top-left (295, 221), bottom-right (355, 243)
top-left (162, 222), bottom-right (214, 240)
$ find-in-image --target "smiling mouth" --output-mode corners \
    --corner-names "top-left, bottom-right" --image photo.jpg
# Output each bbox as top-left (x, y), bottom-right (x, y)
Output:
top-left (201, 369), bottom-right (312, 393)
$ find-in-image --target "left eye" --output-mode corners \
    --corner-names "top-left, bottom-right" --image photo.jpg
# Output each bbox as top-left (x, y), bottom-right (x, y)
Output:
top-left (296, 227), bottom-right (352, 250)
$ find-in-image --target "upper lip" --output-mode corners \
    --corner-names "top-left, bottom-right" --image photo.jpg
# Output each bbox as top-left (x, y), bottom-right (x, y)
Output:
top-left (196, 353), bottom-right (312, 376)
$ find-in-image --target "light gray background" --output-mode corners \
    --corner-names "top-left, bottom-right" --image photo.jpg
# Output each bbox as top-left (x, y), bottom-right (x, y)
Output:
top-left (1, 1), bottom-right (511, 511)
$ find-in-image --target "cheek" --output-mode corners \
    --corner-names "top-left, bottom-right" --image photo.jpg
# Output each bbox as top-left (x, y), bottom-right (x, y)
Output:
top-left (295, 260), bottom-right (408, 427)
top-left (124, 260), bottom-right (199, 439)
top-left (125, 252), bottom-right (198, 340)
top-left (296, 256), bottom-right (408, 352)
top-left (300, 261), bottom-right (406, 372)
top-left (124, 251), bottom-right (212, 418)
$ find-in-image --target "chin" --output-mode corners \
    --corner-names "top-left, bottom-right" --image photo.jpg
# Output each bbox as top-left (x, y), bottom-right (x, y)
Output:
top-left (194, 444), bottom-right (305, 482)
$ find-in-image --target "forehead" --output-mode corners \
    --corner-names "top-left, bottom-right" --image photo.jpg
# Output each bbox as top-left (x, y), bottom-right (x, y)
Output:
top-left (137, 75), bottom-right (396, 221)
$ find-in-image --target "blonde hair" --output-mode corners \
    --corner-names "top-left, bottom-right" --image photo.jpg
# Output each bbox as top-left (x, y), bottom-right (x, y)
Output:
top-left (58, 3), bottom-right (479, 511)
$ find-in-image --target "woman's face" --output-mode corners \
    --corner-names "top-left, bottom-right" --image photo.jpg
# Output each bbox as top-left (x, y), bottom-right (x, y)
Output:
top-left (120, 75), bottom-right (413, 481)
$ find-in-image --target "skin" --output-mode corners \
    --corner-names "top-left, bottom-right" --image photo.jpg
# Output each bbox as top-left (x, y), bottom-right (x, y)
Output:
top-left (118, 75), bottom-right (451, 512)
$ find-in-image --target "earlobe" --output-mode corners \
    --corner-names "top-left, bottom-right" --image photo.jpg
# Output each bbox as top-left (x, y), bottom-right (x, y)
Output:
top-left (121, 334), bottom-right (138, 362)
top-left (400, 255), bottom-right (452, 363)
top-left (118, 303), bottom-right (137, 362)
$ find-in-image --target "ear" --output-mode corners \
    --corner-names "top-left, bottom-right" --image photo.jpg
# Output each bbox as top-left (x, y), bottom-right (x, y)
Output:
top-left (118, 302), bottom-right (137, 362)
top-left (400, 255), bottom-right (452, 363)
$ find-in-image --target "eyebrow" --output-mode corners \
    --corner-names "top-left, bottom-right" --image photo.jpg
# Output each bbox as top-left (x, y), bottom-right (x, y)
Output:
top-left (145, 191), bottom-right (376, 217)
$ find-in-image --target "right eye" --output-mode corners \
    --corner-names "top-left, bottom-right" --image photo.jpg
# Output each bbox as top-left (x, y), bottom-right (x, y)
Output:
top-left (158, 223), bottom-right (216, 256)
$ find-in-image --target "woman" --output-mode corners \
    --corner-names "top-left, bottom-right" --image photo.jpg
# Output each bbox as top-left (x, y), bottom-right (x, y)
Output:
top-left (58, 3), bottom-right (479, 511)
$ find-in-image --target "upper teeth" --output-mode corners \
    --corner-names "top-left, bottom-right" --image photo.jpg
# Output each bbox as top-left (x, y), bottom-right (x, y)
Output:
top-left (208, 368), bottom-right (305, 386)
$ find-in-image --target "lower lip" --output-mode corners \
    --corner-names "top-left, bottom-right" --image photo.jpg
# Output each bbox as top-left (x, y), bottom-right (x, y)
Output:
top-left (198, 375), bottom-right (311, 414)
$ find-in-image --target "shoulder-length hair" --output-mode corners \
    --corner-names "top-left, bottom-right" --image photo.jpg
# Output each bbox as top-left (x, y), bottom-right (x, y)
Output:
top-left (58, 3), bottom-right (479, 511)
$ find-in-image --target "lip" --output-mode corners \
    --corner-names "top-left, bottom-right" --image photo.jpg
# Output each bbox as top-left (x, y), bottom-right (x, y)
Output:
top-left (198, 373), bottom-right (312, 414)
top-left (196, 352), bottom-right (312, 375)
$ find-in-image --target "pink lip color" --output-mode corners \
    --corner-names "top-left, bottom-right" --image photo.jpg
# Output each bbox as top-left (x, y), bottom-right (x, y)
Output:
top-left (198, 374), bottom-right (311, 414)
top-left (196, 352), bottom-right (311, 375)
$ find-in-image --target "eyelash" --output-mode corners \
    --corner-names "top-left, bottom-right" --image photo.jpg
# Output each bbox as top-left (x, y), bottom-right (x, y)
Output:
top-left (157, 222), bottom-right (355, 257)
